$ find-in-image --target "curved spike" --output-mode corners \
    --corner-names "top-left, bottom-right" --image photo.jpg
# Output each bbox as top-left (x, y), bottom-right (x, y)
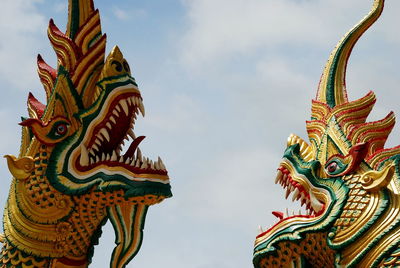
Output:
top-left (316, 0), bottom-right (384, 108)
top-left (66, 0), bottom-right (95, 40)
top-left (37, 54), bottom-right (56, 101)
top-left (27, 92), bottom-right (46, 119)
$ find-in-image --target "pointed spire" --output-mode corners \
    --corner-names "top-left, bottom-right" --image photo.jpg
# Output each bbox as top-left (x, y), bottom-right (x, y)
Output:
top-left (66, 0), bottom-right (95, 40)
top-left (316, 0), bottom-right (384, 108)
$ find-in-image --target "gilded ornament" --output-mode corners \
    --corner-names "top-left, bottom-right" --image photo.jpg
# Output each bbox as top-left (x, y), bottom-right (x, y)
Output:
top-left (253, 0), bottom-right (400, 267)
top-left (0, 0), bottom-right (172, 267)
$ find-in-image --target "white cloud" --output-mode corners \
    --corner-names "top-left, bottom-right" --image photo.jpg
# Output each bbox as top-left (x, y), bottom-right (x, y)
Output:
top-left (0, 0), bottom-right (46, 90)
top-left (112, 6), bottom-right (147, 21)
top-left (180, 0), bottom-right (400, 69)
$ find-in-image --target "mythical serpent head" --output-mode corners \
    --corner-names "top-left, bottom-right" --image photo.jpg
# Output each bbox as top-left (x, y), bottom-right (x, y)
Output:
top-left (1, 1), bottom-right (171, 267)
top-left (254, 0), bottom-right (400, 267)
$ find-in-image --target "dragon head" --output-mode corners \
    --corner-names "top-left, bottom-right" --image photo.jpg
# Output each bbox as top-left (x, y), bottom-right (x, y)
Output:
top-left (254, 0), bottom-right (400, 267)
top-left (2, 1), bottom-right (171, 267)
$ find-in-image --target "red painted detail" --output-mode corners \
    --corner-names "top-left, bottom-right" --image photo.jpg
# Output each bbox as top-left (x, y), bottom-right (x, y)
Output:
top-left (272, 211), bottom-right (284, 220)
top-left (27, 93), bottom-right (46, 119)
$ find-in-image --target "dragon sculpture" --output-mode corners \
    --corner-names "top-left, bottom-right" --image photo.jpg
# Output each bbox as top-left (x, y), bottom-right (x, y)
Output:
top-left (253, 0), bottom-right (400, 267)
top-left (0, 0), bottom-right (171, 267)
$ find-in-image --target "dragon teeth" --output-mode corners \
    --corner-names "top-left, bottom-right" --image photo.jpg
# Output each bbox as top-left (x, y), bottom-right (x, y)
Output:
top-left (111, 151), bottom-right (117, 161)
top-left (310, 192), bottom-right (323, 213)
top-left (100, 128), bottom-right (110, 142)
top-left (80, 145), bottom-right (89, 166)
top-left (121, 99), bottom-right (129, 116)
top-left (275, 170), bottom-right (283, 184)
top-left (141, 161), bottom-right (148, 169)
top-left (128, 129), bottom-right (135, 139)
top-left (292, 188), bottom-right (300, 202)
top-left (115, 105), bottom-right (121, 113)
top-left (137, 148), bottom-right (142, 160)
top-left (285, 188), bottom-right (291, 199)
top-left (110, 116), bottom-right (116, 124)
top-left (135, 159), bottom-right (141, 168)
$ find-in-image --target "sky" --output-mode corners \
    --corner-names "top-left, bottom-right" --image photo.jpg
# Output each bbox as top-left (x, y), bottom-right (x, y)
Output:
top-left (0, 0), bottom-right (399, 267)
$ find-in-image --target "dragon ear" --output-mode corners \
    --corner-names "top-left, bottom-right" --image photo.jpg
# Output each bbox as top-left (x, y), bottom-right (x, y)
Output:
top-left (100, 46), bottom-right (132, 78)
top-left (315, 0), bottom-right (384, 108)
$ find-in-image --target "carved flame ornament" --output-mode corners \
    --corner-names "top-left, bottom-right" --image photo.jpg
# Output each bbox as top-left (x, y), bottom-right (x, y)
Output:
top-left (254, 0), bottom-right (400, 267)
top-left (0, 0), bottom-right (172, 267)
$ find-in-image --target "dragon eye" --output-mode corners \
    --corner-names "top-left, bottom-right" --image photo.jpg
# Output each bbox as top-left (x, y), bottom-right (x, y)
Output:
top-left (47, 120), bottom-right (70, 140)
top-left (56, 123), bottom-right (68, 136)
top-left (324, 157), bottom-right (347, 177)
top-left (326, 161), bottom-right (338, 173)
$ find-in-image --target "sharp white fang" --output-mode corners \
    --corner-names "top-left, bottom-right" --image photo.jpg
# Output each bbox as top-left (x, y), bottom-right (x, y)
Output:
top-left (125, 158), bottom-right (130, 164)
top-left (92, 143), bottom-right (99, 151)
top-left (292, 188), bottom-right (299, 202)
top-left (113, 110), bottom-right (119, 117)
top-left (106, 122), bottom-right (112, 129)
top-left (137, 148), bottom-right (142, 161)
top-left (119, 156), bottom-right (124, 163)
top-left (310, 192), bottom-right (324, 213)
top-left (106, 154), bottom-right (111, 161)
top-left (100, 128), bottom-right (110, 142)
top-left (275, 170), bottom-right (283, 184)
top-left (127, 97), bottom-right (132, 106)
top-left (96, 155), bottom-right (100, 163)
top-left (285, 188), bottom-right (291, 199)
top-left (150, 160), bottom-right (155, 169)
top-left (158, 156), bottom-right (165, 170)
top-left (141, 161), bottom-right (148, 169)
top-left (154, 161), bottom-right (160, 170)
top-left (121, 99), bottom-right (129, 115)
top-left (128, 129), bottom-right (136, 139)
top-left (80, 145), bottom-right (89, 166)
top-left (135, 159), bottom-right (141, 168)
top-left (116, 105), bottom-right (121, 113)
top-left (111, 151), bottom-right (117, 161)
top-left (97, 134), bottom-right (104, 143)
top-left (101, 153), bottom-right (106, 161)
top-left (110, 116), bottom-right (116, 124)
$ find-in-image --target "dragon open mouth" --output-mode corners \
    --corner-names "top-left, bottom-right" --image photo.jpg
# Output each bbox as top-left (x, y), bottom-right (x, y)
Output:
top-left (73, 85), bottom-right (168, 180)
top-left (256, 161), bottom-right (327, 238)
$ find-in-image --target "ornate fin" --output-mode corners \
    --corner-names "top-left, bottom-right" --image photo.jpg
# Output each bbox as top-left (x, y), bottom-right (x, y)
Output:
top-left (27, 93), bottom-right (46, 119)
top-left (316, 0), bottom-right (384, 108)
top-left (37, 55), bottom-right (56, 101)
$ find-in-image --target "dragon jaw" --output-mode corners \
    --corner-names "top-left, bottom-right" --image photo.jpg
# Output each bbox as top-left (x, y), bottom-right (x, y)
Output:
top-left (254, 139), bottom-right (348, 264)
top-left (59, 75), bottom-right (171, 195)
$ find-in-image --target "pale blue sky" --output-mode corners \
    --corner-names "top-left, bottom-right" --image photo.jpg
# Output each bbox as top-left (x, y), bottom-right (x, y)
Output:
top-left (0, 0), bottom-right (400, 267)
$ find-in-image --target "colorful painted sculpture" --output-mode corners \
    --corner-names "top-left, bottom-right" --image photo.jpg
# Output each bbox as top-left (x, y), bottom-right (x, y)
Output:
top-left (0, 0), bottom-right (171, 267)
top-left (253, 0), bottom-right (400, 267)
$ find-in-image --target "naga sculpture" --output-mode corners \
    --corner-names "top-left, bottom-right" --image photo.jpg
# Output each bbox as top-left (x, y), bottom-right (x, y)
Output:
top-left (253, 0), bottom-right (400, 267)
top-left (0, 0), bottom-right (171, 267)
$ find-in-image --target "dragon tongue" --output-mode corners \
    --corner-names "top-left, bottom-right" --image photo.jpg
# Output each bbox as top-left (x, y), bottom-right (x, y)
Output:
top-left (124, 136), bottom-right (145, 161)
top-left (107, 202), bottom-right (149, 268)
